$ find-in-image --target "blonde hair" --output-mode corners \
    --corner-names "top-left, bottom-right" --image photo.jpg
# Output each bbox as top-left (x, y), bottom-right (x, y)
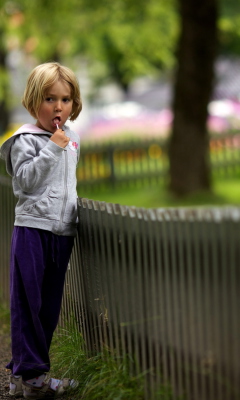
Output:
top-left (22, 62), bottom-right (82, 121)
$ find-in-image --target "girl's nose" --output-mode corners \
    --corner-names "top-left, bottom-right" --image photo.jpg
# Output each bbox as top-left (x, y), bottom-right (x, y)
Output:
top-left (55, 101), bottom-right (62, 111)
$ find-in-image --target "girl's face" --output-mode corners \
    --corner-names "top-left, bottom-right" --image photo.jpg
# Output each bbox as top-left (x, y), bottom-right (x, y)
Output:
top-left (36, 80), bottom-right (73, 133)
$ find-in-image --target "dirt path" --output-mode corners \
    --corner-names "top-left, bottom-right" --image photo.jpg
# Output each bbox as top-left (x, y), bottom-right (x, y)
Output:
top-left (0, 334), bottom-right (12, 399)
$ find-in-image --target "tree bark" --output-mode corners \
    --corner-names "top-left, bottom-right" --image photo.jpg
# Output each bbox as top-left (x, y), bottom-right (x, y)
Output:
top-left (169, 0), bottom-right (218, 195)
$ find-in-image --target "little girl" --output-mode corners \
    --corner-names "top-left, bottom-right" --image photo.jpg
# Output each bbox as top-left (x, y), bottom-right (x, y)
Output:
top-left (0, 62), bottom-right (82, 398)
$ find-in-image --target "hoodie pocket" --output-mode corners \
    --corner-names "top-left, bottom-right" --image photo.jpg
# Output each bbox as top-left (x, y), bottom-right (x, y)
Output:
top-left (62, 197), bottom-right (78, 224)
top-left (23, 186), bottom-right (61, 219)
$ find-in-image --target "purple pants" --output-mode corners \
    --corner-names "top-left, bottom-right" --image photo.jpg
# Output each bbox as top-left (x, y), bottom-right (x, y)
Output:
top-left (6, 227), bottom-right (74, 380)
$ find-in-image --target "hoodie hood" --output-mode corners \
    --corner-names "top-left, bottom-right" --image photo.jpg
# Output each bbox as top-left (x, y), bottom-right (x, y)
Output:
top-left (0, 124), bottom-right (51, 161)
top-left (0, 123), bottom-right (69, 176)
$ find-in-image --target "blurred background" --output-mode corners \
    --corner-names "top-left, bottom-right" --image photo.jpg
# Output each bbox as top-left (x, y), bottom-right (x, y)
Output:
top-left (0, 0), bottom-right (240, 207)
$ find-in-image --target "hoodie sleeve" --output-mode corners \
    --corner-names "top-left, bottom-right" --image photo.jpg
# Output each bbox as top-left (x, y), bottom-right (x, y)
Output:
top-left (11, 134), bottom-right (64, 192)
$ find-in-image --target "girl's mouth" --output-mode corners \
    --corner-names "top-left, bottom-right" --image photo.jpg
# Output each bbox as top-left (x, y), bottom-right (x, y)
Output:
top-left (52, 117), bottom-right (61, 127)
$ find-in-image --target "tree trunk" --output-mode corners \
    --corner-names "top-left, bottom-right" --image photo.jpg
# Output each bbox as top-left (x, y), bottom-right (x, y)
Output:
top-left (169, 0), bottom-right (218, 195)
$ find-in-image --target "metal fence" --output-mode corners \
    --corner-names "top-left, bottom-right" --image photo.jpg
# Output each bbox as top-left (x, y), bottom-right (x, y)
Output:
top-left (1, 173), bottom-right (239, 399)
top-left (77, 131), bottom-right (240, 191)
top-left (68, 199), bottom-right (240, 400)
top-left (1, 131), bottom-right (240, 192)
top-left (0, 176), bottom-right (16, 305)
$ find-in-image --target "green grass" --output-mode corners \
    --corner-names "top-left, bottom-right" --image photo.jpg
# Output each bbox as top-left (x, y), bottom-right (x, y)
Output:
top-left (50, 324), bottom-right (145, 399)
top-left (78, 176), bottom-right (240, 209)
top-left (50, 321), bottom-right (178, 400)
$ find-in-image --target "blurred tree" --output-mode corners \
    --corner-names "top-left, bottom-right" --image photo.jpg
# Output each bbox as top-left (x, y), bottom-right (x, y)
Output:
top-left (8, 0), bottom-right (76, 61)
top-left (169, 0), bottom-right (218, 195)
top-left (8, 0), bottom-right (239, 88)
top-left (0, 0), bottom-right (239, 141)
top-left (0, 1), bottom-right (10, 134)
top-left (68, 0), bottom-right (179, 93)
top-left (218, 0), bottom-right (240, 56)
top-left (10, 0), bottom-right (178, 93)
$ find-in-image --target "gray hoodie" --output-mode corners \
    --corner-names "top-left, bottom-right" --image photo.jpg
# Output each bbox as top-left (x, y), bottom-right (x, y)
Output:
top-left (0, 124), bottom-right (80, 236)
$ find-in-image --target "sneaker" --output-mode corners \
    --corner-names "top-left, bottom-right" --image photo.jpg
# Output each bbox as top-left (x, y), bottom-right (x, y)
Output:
top-left (9, 375), bottom-right (23, 397)
top-left (22, 375), bottom-right (77, 399)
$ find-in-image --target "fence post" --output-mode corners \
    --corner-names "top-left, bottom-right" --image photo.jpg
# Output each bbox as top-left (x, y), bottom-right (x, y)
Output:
top-left (108, 145), bottom-right (115, 188)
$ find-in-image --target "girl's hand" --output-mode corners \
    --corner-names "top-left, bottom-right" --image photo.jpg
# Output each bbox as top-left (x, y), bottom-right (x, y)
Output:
top-left (50, 128), bottom-right (70, 148)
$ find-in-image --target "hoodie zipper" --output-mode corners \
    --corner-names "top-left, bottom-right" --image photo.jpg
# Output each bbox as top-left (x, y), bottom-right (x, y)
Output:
top-left (59, 149), bottom-right (68, 231)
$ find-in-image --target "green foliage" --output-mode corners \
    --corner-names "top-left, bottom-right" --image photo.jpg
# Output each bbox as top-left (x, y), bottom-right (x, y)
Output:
top-left (5, 0), bottom-right (179, 90)
top-left (74, 0), bottom-right (179, 91)
top-left (2, 0), bottom-right (240, 92)
top-left (50, 322), bottom-right (145, 399)
top-left (50, 321), bottom-right (176, 399)
top-left (1, 0), bottom-right (240, 93)
top-left (6, 0), bottom-right (76, 61)
top-left (219, 0), bottom-right (240, 55)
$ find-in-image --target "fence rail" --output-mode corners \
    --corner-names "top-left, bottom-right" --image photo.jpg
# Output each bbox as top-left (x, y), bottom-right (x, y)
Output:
top-left (1, 172), bottom-right (239, 399)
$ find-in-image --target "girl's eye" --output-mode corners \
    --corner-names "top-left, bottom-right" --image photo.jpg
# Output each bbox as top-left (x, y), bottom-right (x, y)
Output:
top-left (44, 97), bottom-right (71, 103)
